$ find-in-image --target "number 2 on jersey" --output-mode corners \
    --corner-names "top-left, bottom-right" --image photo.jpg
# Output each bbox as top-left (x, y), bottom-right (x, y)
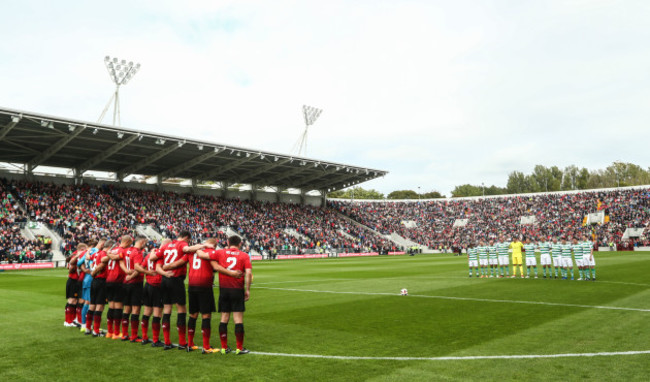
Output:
top-left (226, 257), bottom-right (237, 270)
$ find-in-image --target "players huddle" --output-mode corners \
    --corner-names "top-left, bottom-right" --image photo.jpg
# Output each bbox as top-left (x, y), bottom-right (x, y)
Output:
top-left (466, 235), bottom-right (596, 281)
top-left (63, 231), bottom-right (253, 355)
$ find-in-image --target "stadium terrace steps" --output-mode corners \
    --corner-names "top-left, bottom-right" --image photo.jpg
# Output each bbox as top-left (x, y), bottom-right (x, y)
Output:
top-left (332, 210), bottom-right (402, 247)
top-left (136, 224), bottom-right (163, 241)
top-left (24, 221), bottom-right (65, 265)
top-left (389, 232), bottom-right (430, 252)
top-left (284, 228), bottom-right (312, 243)
top-left (337, 229), bottom-right (357, 241)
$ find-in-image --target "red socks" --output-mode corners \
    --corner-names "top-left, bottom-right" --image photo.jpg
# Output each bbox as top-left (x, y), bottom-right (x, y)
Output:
top-left (141, 315), bottom-right (149, 341)
top-left (65, 304), bottom-right (74, 324)
top-left (93, 311), bottom-right (102, 334)
top-left (85, 310), bottom-right (93, 331)
top-left (152, 317), bottom-right (161, 343)
top-left (130, 316), bottom-right (139, 340)
top-left (219, 322), bottom-right (228, 349)
top-left (122, 315), bottom-right (129, 338)
top-left (162, 314), bottom-right (171, 345)
top-left (202, 319), bottom-right (211, 350)
top-left (235, 323), bottom-right (244, 351)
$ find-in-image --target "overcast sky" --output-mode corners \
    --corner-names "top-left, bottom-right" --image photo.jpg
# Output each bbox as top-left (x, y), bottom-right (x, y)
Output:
top-left (1, 0), bottom-right (649, 195)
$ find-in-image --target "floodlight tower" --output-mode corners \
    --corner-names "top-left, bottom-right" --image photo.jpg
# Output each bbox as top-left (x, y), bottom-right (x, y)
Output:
top-left (293, 105), bottom-right (322, 156)
top-left (97, 56), bottom-right (141, 126)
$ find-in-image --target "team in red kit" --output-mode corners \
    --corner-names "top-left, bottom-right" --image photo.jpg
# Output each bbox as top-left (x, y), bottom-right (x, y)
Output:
top-left (63, 231), bottom-right (251, 355)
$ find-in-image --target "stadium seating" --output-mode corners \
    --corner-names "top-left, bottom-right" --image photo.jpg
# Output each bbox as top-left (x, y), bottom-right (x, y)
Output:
top-left (329, 188), bottom-right (650, 250)
top-left (2, 178), bottom-right (395, 256)
top-left (3, 177), bottom-right (649, 258)
top-left (0, 181), bottom-right (53, 263)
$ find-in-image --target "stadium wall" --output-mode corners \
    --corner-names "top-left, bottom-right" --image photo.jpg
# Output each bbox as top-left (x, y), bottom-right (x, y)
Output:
top-left (0, 172), bottom-right (323, 207)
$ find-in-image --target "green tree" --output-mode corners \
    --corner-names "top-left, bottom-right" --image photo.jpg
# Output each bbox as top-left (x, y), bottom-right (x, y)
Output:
top-left (451, 184), bottom-right (482, 197)
top-left (506, 171), bottom-right (527, 194)
top-left (451, 184), bottom-right (505, 197)
top-left (328, 187), bottom-right (384, 199)
top-left (421, 191), bottom-right (445, 199)
top-left (387, 190), bottom-right (419, 199)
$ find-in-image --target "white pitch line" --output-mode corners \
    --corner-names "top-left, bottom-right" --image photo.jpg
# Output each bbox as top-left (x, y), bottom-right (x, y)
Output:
top-left (251, 350), bottom-right (650, 361)
top-left (253, 278), bottom-right (357, 286)
top-left (255, 287), bottom-right (650, 312)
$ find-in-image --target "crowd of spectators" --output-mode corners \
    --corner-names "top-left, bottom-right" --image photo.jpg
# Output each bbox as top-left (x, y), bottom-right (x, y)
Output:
top-left (8, 177), bottom-right (647, 257)
top-left (2, 179), bottom-right (395, 256)
top-left (330, 188), bottom-right (650, 250)
top-left (1, 182), bottom-right (53, 263)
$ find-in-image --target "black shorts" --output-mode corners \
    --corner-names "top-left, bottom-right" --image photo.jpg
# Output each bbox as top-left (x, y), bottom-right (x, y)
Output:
top-left (143, 283), bottom-right (163, 308)
top-left (218, 288), bottom-right (245, 313)
top-left (66, 278), bottom-right (79, 299)
top-left (76, 279), bottom-right (84, 298)
top-left (123, 283), bottom-right (143, 307)
top-left (161, 276), bottom-right (186, 306)
top-left (188, 286), bottom-right (216, 315)
top-left (106, 282), bottom-right (123, 303)
top-left (90, 278), bottom-right (107, 305)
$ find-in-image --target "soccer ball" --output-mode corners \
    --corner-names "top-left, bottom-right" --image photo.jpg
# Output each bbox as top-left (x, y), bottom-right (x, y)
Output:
top-left (400, 288), bottom-right (408, 296)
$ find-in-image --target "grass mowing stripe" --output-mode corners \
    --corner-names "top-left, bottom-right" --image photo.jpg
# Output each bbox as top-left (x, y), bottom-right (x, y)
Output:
top-left (255, 286), bottom-right (650, 312)
top-left (251, 350), bottom-right (650, 361)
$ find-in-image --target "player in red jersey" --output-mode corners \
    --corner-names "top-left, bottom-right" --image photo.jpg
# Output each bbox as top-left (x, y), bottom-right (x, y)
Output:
top-left (198, 235), bottom-right (252, 355)
top-left (121, 236), bottom-right (147, 342)
top-left (64, 244), bottom-right (86, 327)
top-left (105, 235), bottom-right (132, 339)
top-left (90, 239), bottom-right (114, 337)
top-left (155, 231), bottom-right (207, 350)
top-left (164, 237), bottom-right (242, 354)
top-left (134, 239), bottom-right (170, 347)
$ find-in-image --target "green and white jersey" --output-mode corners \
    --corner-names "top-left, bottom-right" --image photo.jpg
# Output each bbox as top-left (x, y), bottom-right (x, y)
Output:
top-left (581, 241), bottom-right (593, 258)
top-left (523, 243), bottom-right (536, 258)
top-left (468, 248), bottom-right (478, 261)
top-left (477, 246), bottom-right (488, 260)
top-left (561, 244), bottom-right (573, 258)
top-left (487, 245), bottom-right (497, 259)
top-left (496, 242), bottom-right (509, 256)
top-left (551, 243), bottom-right (562, 258)
top-left (538, 242), bottom-right (551, 256)
top-left (571, 244), bottom-right (583, 260)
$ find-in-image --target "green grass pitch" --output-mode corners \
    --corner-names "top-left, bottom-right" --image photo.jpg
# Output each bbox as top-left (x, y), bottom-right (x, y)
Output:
top-left (1, 252), bottom-right (650, 381)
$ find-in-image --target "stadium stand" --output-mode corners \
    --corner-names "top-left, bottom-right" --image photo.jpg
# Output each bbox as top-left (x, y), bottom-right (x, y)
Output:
top-left (0, 180), bottom-right (53, 263)
top-left (2, 178), bottom-right (397, 258)
top-left (329, 187), bottom-right (650, 251)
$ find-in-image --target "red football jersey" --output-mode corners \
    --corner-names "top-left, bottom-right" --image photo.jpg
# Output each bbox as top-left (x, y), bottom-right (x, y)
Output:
top-left (214, 248), bottom-right (251, 289)
top-left (68, 251), bottom-right (79, 280)
top-left (142, 252), bottom-right (161, 286)
top-left (161, 240), bottom-right (189, 278)
top-left (106, 247), bottom-right (127, 283)
top-left (124, 247), bottom-right (144, 284)
top-left (186, 249), bottom-right (216, 288)
top-left (93, 250), bottom-right (108, 279)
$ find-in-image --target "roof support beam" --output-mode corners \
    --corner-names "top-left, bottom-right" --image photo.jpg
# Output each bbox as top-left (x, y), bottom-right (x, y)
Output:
top-left (117, 143), bottom-right (180, 179)
top-left (294, 168), bottom-right (339, 189)
top-left (0, 115), bottom-right (21, 141)
top-left (158, 148), bottom-right (221, 179)
top-left (27, 124), bottom-right (86, 170)
top-left (76, 134), bottom-right (139, 174)
top-left (238, 158), bottom-right (292, 184)
top-left (196, 153), bottom-right (260, 181)
top-left (311, 172), bottom-right (360, 191)
top-left (259, 165), bottom-right (307, 186)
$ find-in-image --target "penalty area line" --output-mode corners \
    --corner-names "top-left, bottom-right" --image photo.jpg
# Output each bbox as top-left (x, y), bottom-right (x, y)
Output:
top-left (254, 287), bottom-right (650, 313)
top-left (251, 350), bottom-right (650, 361)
